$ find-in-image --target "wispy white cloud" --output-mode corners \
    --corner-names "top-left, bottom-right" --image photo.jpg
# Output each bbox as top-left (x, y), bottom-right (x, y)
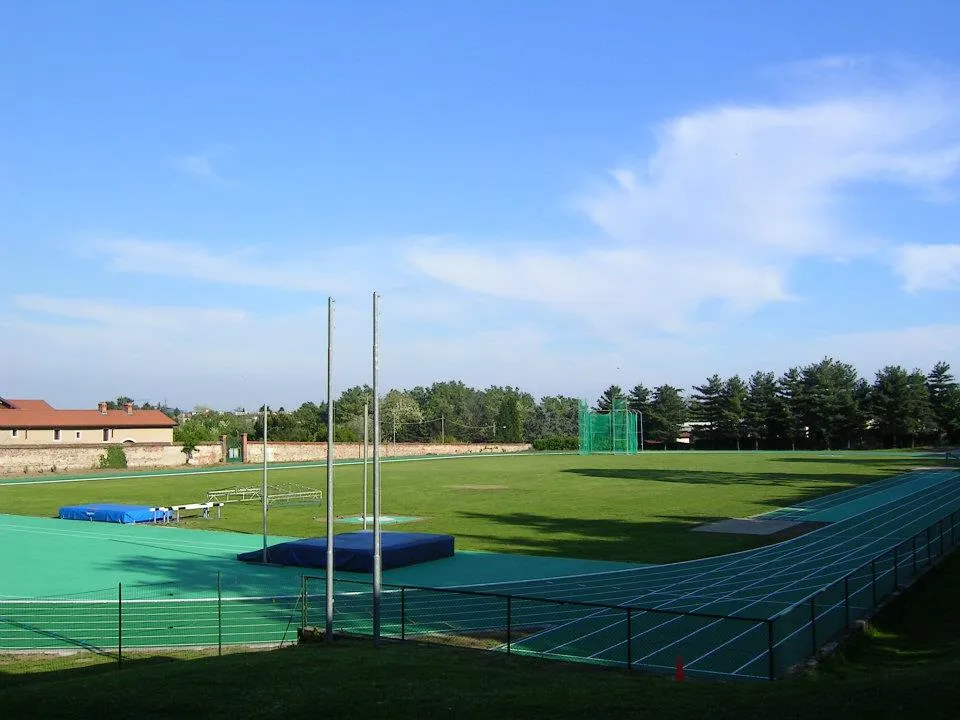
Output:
top-left (13, 294), bottom-right (246, 329)
top-left (170, 147), bottom-right (229, 185)
top-left (895, 244), bottom-right (960, 291)
top-left (411, 62), bottom-right (960, 335)
top-left (796, 324), bottom-right (960, 378)
top-left (88, 238), bottom-right (358, 293)
top-left (2, 294), bottom-right (586, 408)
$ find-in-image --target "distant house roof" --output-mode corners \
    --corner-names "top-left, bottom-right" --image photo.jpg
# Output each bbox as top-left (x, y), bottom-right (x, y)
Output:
top-left (0, 398), bottom-right (176, 430)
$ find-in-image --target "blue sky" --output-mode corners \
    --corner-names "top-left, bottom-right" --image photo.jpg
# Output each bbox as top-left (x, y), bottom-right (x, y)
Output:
top-left (3, 1), bottom-right (959, 410)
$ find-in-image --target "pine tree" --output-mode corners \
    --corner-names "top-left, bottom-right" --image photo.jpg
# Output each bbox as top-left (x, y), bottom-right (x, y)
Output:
top-left (689, 374), bottom-right (724, 448)
top-left (927, 362), bottom-right (959, 445)
top-left (744, 371), bottom-right (777, 450)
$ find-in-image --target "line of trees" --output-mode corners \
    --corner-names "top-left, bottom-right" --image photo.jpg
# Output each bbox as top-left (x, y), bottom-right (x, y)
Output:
top-left (163, 358), bottom-right (958, 450)
top-left (598, 359), bottom-right (959, 450)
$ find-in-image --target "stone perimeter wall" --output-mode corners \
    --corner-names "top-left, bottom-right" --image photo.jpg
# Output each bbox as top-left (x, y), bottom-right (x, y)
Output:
top-left (0, 442), bottom-right (533, 475)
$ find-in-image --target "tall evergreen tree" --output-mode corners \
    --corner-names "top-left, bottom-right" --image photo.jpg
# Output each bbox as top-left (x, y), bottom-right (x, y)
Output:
top-left (927, 362), bottom-right (960, 445)
top-left (689, 374), bottom-right (724, 448)
top-left (648, 385), bottom-right (687, 449)
top-left (720, 375), bottom-right (748, 451)
top-left (595, 385), bottom-right (626, 412)
top-left (872, 366), bottom-right (933, 448)
top-left (744, 371), bottom-right (778, 450)
top-left (800, 358), bottom-right (860, 450)
top-left (777, 367), bottom-right (806, 451)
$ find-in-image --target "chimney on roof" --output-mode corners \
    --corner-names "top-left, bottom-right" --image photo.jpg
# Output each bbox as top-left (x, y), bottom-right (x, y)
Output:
top-left (98, 402), bottom-right (107, 414)
top-left (124, 402), bottom-right (134, 415)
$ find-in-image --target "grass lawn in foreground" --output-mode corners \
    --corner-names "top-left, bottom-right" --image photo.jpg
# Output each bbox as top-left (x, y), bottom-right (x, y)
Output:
top-left (0, 451), bottom-right (931, 563)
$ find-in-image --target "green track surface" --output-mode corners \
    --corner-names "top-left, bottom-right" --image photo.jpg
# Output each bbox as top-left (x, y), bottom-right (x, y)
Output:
top-left (2, 451), bottom-right (957, 680)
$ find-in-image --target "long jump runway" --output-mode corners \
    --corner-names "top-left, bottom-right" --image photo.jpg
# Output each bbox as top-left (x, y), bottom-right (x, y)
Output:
top-left (332, 468), bottom-right (960, 679)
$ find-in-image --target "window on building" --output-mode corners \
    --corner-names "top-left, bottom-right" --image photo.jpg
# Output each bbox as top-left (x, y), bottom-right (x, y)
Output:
top-left (76, 431), bottom-right (82, 439)
top-left (11, 429), bottom-right (18, 438)
top-left (53, 429), bottom-right (61, 441)
top-left (103, 429), bottom-right (110, 441)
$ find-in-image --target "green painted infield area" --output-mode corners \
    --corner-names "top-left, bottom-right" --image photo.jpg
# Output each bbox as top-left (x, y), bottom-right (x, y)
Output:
top-left (0, 513), bottom-right (642, 654)
top-left (0, 514), bottom-right (642, 599)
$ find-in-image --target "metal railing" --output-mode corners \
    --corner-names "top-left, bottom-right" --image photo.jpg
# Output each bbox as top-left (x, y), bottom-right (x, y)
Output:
top-left (769, 509), bottom-right (959, 677)
top-left (304, 507), bottom-right (960, 681)
top-left (0, 574), bottom-right (304, 676)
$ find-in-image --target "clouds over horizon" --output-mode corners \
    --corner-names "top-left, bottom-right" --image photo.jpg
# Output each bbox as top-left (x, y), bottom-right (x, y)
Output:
top-left (7, 57), bottom-right (960, 407)
top-left (412, 62), bottom-right (960, 336)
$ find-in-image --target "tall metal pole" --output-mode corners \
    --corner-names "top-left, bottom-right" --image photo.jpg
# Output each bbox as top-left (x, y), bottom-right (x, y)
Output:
top-left (441, 414), bottom-right (444, 445)
top-left (363, 402), bottom-right (369, 531)
top-left (639, 411), bottom-right (644, 452)
top-left (325, 297), bottom-right (335, 640)
top-left (372, 291), bottom-right (382, 646)
top-left (261, 404), bottom-right (268, 563)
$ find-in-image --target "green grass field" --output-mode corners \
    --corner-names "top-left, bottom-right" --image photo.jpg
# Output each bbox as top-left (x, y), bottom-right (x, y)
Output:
top-left (0, 451), bottom-right (933, 563)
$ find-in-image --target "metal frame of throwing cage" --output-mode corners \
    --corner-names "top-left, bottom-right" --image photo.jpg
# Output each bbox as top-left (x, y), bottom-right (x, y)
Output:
top-left (578, 399), bottom-right (638, 455)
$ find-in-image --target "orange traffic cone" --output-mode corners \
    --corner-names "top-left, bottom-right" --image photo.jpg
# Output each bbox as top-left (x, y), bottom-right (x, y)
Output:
top-left (675, 655), bottom-right (686, 682)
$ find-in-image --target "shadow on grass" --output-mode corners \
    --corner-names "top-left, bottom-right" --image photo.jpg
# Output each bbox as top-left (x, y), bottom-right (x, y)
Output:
top-left (0, 653), bottom-right (180, 689)
top-left (453, 510), bottom-right (772, 564)
top-left (837, 552), bottom-right (960, 671)
top-left (561, 466), bottom-right (909, 487)
top-left (768, 457), bottom-right (941, 468)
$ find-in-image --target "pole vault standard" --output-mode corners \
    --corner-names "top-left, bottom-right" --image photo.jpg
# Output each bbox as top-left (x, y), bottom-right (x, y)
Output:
top-left (325, 297), bottom-right (335, 640)
top-left (261, 404), bottom-right (268, 563)
top-left (363, 401), bottom-right (369, 531)
top-left (372, 291), bottom-right (382, 646)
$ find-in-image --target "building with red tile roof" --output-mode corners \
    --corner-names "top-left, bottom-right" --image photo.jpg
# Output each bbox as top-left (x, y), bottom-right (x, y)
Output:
top-left (0, 398), bottom-right (176, 445)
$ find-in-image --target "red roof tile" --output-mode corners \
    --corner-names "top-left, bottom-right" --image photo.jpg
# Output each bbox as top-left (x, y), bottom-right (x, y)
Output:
top-left (0, 399), bottom-right (176, 429)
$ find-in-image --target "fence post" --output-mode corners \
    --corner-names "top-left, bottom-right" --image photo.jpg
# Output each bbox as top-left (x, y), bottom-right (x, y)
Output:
top-left (810, 596), bottom-right (817, 657)
top-left (871, 560), bottom-right (877, 606)
top-left (118, 582), bottom-right (123, 670)
top-left (767, 619), bottom-right (775, 681)
top-left (401, 588), bottom-right (406, 641)
top-left (506, 596), bottom-right (512, 655)
top-left (626, 608), bottom-right (632, 672)
top-left (844, 577), bottom-right (850, 627)
top-left (218, 572), bottom-right (223, 657)
top-left (300, 575), bottom-right (307, 632)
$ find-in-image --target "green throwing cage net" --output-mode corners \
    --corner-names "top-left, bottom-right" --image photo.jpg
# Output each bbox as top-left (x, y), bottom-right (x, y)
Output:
top-left (578, 399), bottom-right (638, 454)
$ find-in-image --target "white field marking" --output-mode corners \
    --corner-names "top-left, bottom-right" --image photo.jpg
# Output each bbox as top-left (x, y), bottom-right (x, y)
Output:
top-left (0, 452), bottom-right (552, 488)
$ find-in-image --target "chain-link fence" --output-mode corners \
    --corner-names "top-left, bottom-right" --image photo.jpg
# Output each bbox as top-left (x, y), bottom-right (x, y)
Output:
top-left (0, 574), bottom-right (304, 681)
top-left (302, 507), bottom-right (960, 681)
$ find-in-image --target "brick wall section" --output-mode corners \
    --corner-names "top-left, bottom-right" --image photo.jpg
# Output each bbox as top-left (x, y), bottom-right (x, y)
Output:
top-left (243, 442), bottom-right (533, 464)
top-left (0, 443), bottom-right (223, 474)
top-left (0, 442), bottom-right (532, 474)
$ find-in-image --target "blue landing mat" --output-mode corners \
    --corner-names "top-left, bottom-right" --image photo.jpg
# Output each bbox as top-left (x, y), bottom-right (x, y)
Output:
top-left (58, 503), bottom-right (171, 524)
top-left (236, 531), bottom-right (455, 572)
